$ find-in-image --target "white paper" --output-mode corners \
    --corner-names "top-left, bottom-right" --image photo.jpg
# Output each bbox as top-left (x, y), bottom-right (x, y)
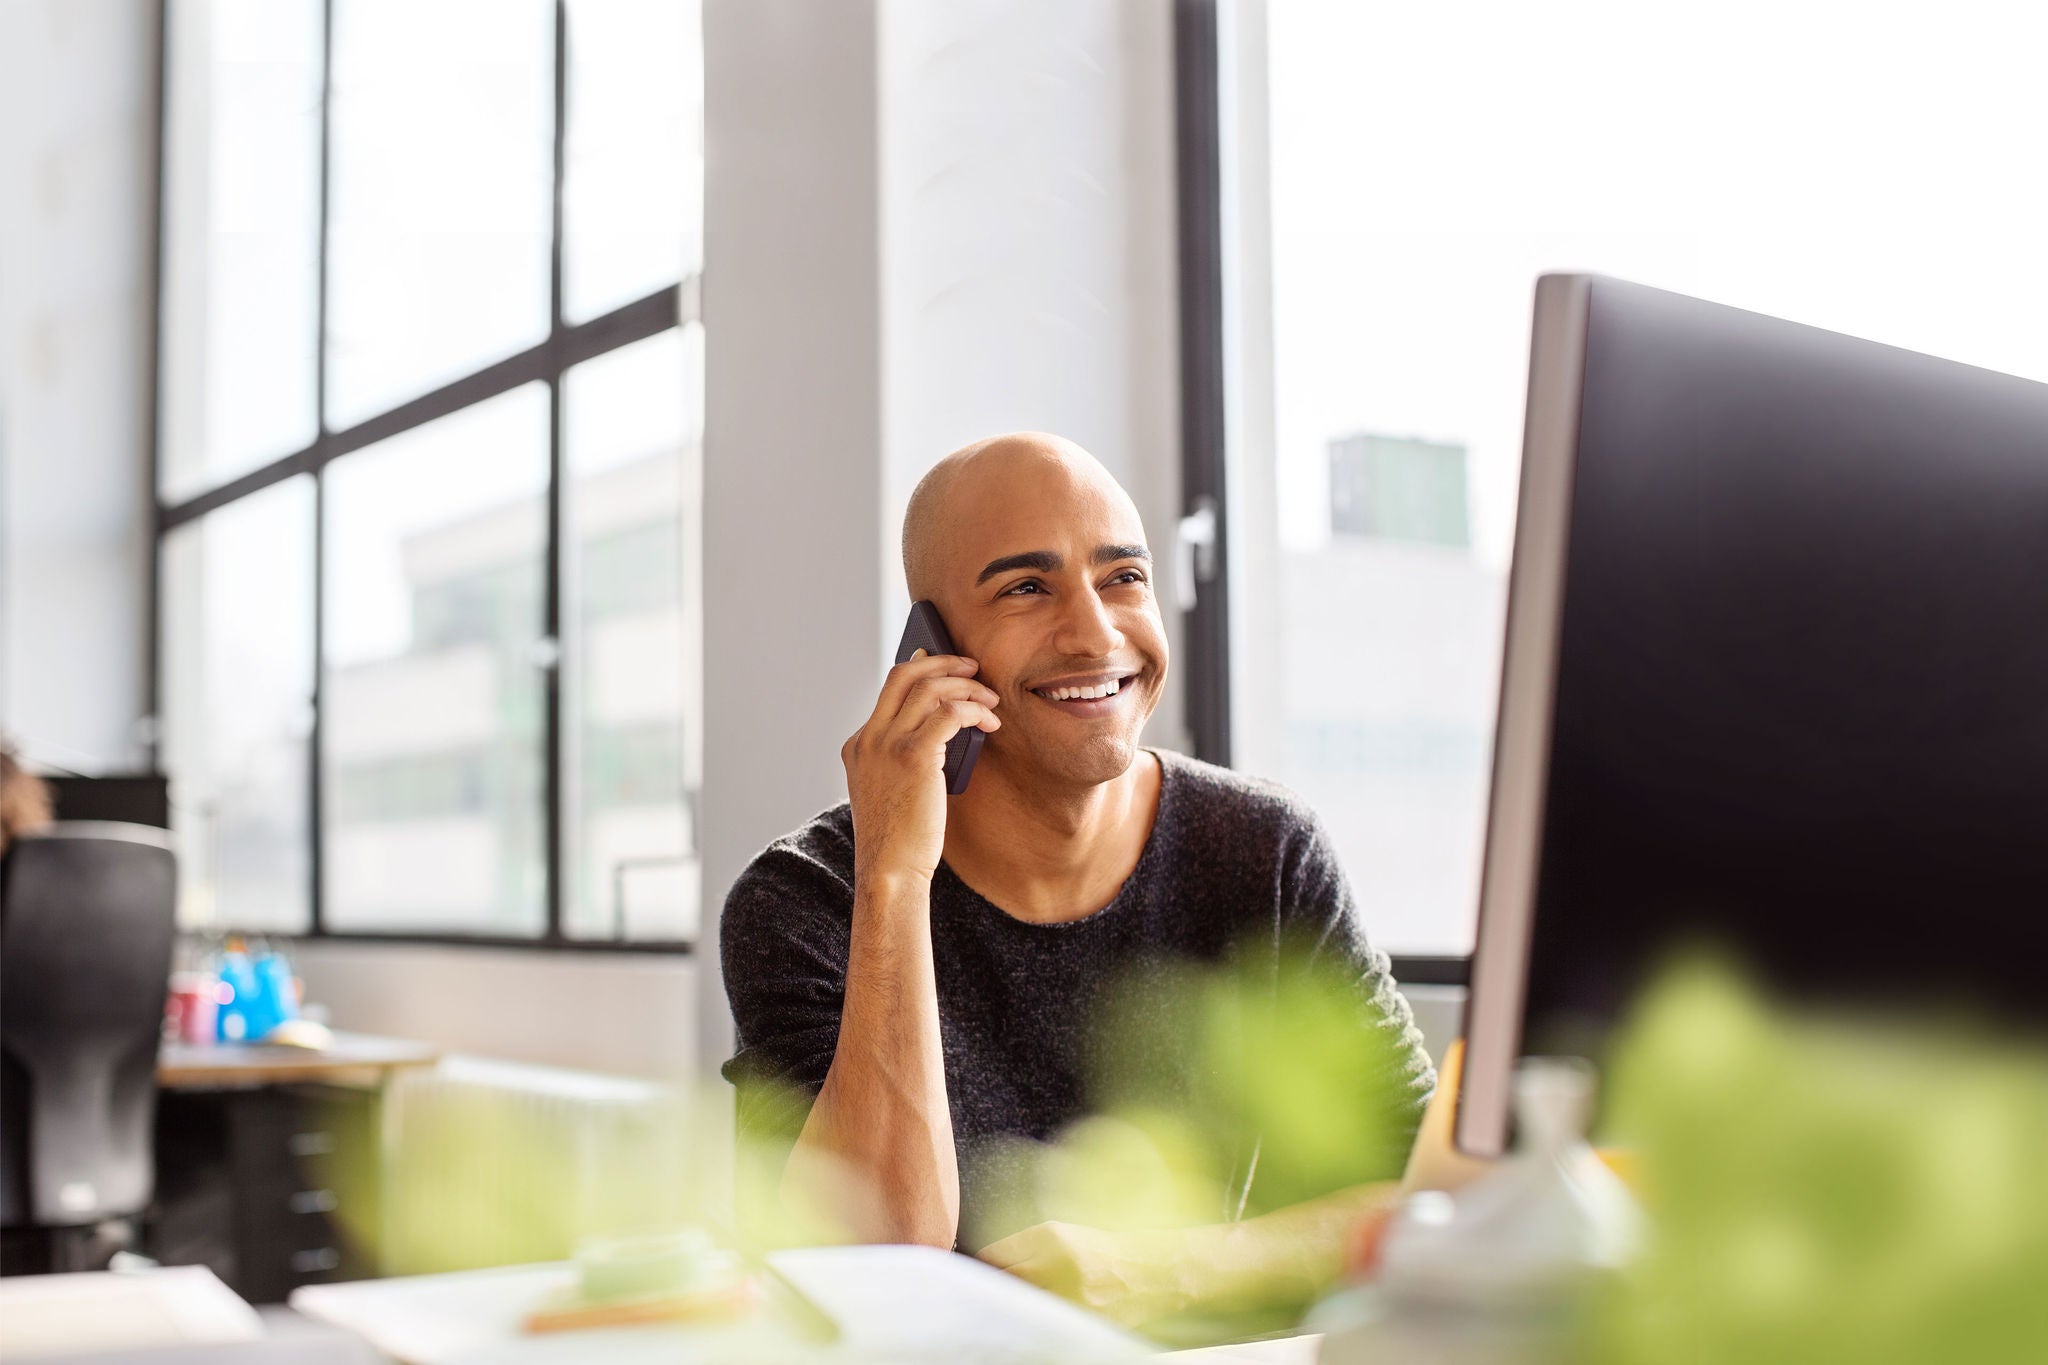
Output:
top-left (0, 1265), bottom-right (263, 1357)
top-left (292, 1245), bottom-right (1155, 1364)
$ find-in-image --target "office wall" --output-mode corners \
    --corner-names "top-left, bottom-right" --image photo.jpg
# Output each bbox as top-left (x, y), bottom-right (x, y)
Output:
top-left (0, 0), bottom-right (156, 773)
top-left (290, 940), bottom-right (700, 1081)
top-left (694, 0), bottom-right (889, 1079)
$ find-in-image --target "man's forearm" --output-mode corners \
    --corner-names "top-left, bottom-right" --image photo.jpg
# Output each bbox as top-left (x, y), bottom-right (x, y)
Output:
top-left (981, 1183), bottom-right (1397, 1329)
top-left (786, 871), bottom-right (959, 1246)
top-left (1098, 1184), bottom-right (1393, 1323)
top-left (1194, 1182), bottom-right (1395, 1308)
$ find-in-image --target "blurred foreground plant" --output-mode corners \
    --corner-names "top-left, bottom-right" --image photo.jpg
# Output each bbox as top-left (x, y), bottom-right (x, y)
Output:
top-left (313, 1063), bottom-right (855, 1279)
top-left (971, 938), bottom-right (1424, 1342)
top-left (976, 937), bottom-right (1420, 1248)
top-left (1581, 957), bottom-right (2048, 1365)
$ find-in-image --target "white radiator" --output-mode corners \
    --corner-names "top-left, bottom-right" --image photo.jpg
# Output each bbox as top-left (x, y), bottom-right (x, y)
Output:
top-left (374, 1056), bottom-right (693, 1276)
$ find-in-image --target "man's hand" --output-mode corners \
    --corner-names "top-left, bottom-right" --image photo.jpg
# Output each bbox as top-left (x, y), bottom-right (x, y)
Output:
top-left (982, 1185), bottom-right (1409, 1331)
top-left (978, 1221), bottom-right (1187, 1328)
top-left (976, 1052), bottom-right (1492, 1325)
top-left (840, 648), bottom-right (1000, 884)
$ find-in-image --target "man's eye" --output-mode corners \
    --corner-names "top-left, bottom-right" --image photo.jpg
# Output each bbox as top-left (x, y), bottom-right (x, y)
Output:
top-left (1005, 580), bottom-right (1045, 595)
top-left (1111, 570), bottom-right (1146, 586)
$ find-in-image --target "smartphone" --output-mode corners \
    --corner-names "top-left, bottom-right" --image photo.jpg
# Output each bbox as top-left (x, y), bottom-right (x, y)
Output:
top-left (894, 601), bottom-right (986, 794)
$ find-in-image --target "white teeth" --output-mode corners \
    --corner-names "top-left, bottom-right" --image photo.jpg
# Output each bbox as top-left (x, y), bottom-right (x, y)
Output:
top-left (1044, 678), bottom-right (1123, 701)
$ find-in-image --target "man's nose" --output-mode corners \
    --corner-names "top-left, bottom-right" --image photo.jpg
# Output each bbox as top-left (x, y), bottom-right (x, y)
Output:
top-left (1053, 583), bottom-right (1126, 658)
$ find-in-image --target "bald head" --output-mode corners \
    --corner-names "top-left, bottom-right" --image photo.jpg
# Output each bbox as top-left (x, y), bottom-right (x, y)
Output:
top-left (894, 432), bottom-right (1167, 787)
top-left (901, 432), bottom-right (1142, 603)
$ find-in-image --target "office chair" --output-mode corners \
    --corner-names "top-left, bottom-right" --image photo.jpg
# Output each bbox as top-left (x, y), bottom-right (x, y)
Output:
top-left (1, 821), bottom-right (177, 1274)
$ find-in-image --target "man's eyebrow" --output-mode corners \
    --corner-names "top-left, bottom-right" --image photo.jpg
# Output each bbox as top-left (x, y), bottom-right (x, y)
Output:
top-left (976, 544), bottom-right (1152, 586)
top-left (977, 550), bottom-right (1060, 585)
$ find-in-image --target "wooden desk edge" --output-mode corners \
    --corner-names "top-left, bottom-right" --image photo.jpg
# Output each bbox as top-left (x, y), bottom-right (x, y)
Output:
top-left (157, 1036), bottom-right (442, 1090)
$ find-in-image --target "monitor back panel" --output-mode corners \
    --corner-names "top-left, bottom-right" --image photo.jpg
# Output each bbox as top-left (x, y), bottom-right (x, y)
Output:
top-left (1518, 280), bottom-right (2048, 1063)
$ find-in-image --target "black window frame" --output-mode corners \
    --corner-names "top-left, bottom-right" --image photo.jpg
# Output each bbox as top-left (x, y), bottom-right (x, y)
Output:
top-left (147, 0), bottom-right (701, 955)
top-left (1172, 0), bottom-right (1467, 987)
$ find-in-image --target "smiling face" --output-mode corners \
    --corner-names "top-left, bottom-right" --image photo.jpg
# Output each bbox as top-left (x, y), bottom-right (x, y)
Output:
top-left (906, 434), bottom-right (1169, 789)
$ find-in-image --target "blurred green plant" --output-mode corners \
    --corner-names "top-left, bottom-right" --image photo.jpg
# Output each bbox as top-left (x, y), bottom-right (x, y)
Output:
top-left (1581, 956), bottom-right (2048, 1365)
top-left (972, 935), bottom-right (1419, 1252)
top-left (312, 1068), bottom-right (854, 1280)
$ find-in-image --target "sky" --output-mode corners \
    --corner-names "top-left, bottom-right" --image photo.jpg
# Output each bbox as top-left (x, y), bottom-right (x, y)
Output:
top-left (1266, 0), bottom-right (2048, 560)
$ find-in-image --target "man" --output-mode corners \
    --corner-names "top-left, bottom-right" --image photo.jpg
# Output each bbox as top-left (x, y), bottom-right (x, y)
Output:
top-left (720, 432), bottom-right (1435, 1278)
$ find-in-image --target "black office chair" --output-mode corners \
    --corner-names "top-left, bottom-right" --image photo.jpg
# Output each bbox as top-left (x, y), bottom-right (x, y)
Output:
top-left (1, 821), bottom-right (177, 1274)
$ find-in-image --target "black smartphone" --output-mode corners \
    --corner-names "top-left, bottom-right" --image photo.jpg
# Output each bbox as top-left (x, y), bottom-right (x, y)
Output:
top-left (894, 600), bottom-right (986, 794)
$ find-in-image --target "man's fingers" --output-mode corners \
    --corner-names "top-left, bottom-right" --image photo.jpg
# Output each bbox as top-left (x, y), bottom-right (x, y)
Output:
top-left (980, 1244), bottom-right (1027, 1271)
top-left (907, 701), bottom-right (1000, 754)
top-left (872, 649), bottom-right (981, 727)
top-left (905, 675), bottom-right (1000, 713)
top-left (851, 676), bottom-right (999, 762)
top-left (885, 681), bottom-right (999, 740)
top-left (977, 1230), bottom-right (1038, 1269)
top-left (995, 1256), bottom-right (1061, 1291)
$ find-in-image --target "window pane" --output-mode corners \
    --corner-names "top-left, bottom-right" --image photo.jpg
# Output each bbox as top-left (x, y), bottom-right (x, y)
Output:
top-left (161, 476), bottom-right (315, 933)
top-left (1252, 2), bottom-right (2048, 955)
top-left (159, 0), bottom-right (321, 502)
top-left (321, 386), bottom-right (550, 935)
top-left (325, 0), bottom-right (554, 428)
top-left (561, 326), bottom-right (702, 940)
top-left (563, 0), bottom-right (703, 322)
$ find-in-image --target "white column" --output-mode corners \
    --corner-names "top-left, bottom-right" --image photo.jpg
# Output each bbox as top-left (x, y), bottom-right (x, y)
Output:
top-left (699, 0), bottom-right (889, 1069)
top-left (0, 0), bottom-right (156, 772)
top-left (876, 0), bottom-right (1185, 745)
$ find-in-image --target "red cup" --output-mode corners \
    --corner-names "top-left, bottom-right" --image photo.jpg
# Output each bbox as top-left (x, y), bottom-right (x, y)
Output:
top-left (168, 973), bottom-right (218, 1046)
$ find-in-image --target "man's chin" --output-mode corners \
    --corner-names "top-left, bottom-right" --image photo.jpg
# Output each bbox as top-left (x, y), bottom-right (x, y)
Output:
top-left (1035, 731), bottom-right (1144, 789)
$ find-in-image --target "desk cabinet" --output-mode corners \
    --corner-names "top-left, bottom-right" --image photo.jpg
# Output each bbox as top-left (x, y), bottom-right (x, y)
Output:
top-left (153, 1084), bottom-right (380, 1305)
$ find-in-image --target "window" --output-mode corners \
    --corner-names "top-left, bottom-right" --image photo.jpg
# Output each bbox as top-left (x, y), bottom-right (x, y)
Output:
top-left (323, 0), bottom-right (556, 427)
top-left (155, 0), bottom-right (704, 948)
top-left (161, 476), bottom-right (317, 933)
top-left (321, 386), bottom-right (551, 935)
top-left (1191, 0), bottom-right (2048, 961)
top-left (561, 327), bottom-right (703, 940)
top-left (157, 0), bottom-right (322, 502)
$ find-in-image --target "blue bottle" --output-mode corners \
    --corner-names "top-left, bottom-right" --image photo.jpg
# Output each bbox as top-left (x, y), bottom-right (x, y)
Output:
top-left (216, 942), bottom-right (261, 1043)
top-left (252, 948), bottom-right (300, 1038)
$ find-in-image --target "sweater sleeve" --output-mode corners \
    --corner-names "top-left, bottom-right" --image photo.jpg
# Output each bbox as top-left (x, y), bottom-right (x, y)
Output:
top-left (718, 834), bottom-right (855, 1145)
top-left (1280, 805), bottom-right (1438, 1150)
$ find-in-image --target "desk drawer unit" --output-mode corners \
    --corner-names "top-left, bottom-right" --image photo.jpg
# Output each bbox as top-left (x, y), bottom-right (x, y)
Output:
top-left (152, 1084), bottom-right (377, 1304)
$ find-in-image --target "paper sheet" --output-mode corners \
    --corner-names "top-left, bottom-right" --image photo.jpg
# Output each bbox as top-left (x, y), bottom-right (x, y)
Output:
top-left (0, 1265), bottom-right (263, 1357)
top-left (293, 1245), bottom-right (1155, 1363)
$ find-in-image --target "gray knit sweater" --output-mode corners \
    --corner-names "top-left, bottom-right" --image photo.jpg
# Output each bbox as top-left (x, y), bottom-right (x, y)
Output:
top-left (719, 746), bottom-right (1436, 1246)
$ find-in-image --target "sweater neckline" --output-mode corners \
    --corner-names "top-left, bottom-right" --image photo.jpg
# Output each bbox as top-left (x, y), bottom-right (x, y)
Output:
top-left (935, 747), bottom-right (1177, 933)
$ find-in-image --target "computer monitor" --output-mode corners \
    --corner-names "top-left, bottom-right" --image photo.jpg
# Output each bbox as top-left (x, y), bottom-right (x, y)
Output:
top-left (1456, 275), bottom-right (2048, 1157)
top-left (43, 776), bottom-right (171, 830)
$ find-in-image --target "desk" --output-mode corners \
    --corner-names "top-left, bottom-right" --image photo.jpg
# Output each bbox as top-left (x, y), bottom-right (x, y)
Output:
top-left (291, 1247), bottom-right (1307, 1363)
top-left (153, 1033), bottom-right (439, 1307)
top-left (159, 1033), bottom-right (440, 1090)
